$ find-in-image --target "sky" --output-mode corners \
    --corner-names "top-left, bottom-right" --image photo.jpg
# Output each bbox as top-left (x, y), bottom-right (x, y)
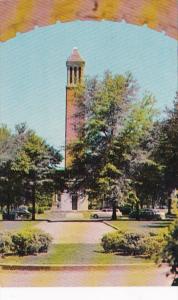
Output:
top-left (0, 21), bottom-right (177, 155)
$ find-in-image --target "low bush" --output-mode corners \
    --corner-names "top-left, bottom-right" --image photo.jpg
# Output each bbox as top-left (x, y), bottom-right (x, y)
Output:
top-left (0, 232), bottom-right (12, 255)
top-left (161, 219), bottom-right (178, 273)
top-left (43, 206), bottom-right (50, 211)
top-left (27, 206), bottom-right (38, 214)
top-left (101, 231), bottom-right (124, 252)
top-left (119, 204), bottom-right (132, 215)
top-left (37, 231), bottom-right (52, 253)
top-left (143, 233), bottom-right (167, 257)
top-left (101, 231), bottom-right (166, 257)
top-left (38, 207), bottom-right (45, 214)
top-left (11, 230), bottom-right (41, 255)
top-left (10, 229), bottom-right (52, 256)
top-left (28, 206), bottom-right (47, 214)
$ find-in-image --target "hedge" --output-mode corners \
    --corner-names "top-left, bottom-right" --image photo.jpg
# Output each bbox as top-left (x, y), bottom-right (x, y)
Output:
top-left (0, 229), bottom-right (52, 256)
top-left (0, 232), bottom-right (12, 255)
top-left (101, 230), bottom-right (167, 257)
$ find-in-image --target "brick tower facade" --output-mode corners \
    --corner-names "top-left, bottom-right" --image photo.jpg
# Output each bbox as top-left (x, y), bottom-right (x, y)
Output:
top-left (65, 47), bottom-right (85, 167)
top-left (59, 48), bottom-right (88, 211)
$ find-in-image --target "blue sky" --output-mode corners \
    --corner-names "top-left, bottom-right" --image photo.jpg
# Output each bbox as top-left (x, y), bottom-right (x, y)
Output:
top-left (0, 21), bottom-right (177, 153)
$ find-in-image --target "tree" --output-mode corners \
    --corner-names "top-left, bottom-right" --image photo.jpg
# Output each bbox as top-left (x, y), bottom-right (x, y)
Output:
top-left (0, 124), bottom-right (28, 213)
top-left (69, 72), bottom-right (157, 219)
top-left (154, 94), bottom-right (178, 213)
top-left (0, 124), bottom-right (63, 220)
top-left (160, 195), bottom-right (178, 285)
top-left (12, 131), bottom-right (62, 220)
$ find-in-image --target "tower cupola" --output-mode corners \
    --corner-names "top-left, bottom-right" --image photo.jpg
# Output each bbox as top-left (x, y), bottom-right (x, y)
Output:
top-left (66, 47), bottom-right (85, 87)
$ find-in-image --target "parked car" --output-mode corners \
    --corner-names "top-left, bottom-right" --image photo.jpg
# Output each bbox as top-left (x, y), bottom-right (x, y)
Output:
top-left (129, 208), bottom-right (166, 220)
top-left (90, 208), bottom-right (122, 219)
top-left (2, 207), bottom-right (32, 220)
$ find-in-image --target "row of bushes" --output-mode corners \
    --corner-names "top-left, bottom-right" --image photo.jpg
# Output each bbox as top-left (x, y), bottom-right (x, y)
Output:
top-left (28, 206), bottom-right (51, 215)
top-left (0, 229), bottom-right (52, 256)
top-left (101, 231), bottom-right (167, 257)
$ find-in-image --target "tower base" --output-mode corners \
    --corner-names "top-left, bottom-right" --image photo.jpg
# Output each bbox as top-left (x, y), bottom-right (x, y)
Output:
top-left (59, 190), bottom-right (88, 211)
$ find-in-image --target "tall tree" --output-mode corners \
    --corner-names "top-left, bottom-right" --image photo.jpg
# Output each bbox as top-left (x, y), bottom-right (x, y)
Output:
top-left (0, 124), bottom-right (63, 219)
top-left (69, 72), bottom-right (156, 219)
top-left (12, 131), bottom-right (62, 220)
top-left (155, 94), bottom-right (178, 213)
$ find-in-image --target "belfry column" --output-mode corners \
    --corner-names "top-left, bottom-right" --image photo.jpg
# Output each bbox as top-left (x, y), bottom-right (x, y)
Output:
top-left (60, 47), bottom-right (88, 212)
top-left (65, 47), bottom-right (85, 168)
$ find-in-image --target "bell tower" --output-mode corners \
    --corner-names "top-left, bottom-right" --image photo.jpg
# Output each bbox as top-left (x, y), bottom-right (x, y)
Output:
top-left (65, 47), bottom-right (85, 167)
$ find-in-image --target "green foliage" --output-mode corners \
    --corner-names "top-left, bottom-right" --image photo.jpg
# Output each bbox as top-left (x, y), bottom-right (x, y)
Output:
top-left (35, 190), bottom-right (53, 208)
top-left (154, 94), bottom-right (178, 202)
top-left (119, 204), bottom-right (133, 215)
top-left (101, 231), bottom-right (124, 253)
top-left (28, 206), bottom-right (38, 214)
top-left (37, 207), bottom-right (45, 214)
top-left (161, 219), bottom-right (178, 274)
top-left (11, 230), bottom-right (41, 255)
top-left (0, 232), bottom-right (12, 254)
top-left (69, 72), bottom-right (157, 213)
top-left (0, 124), bottom-right (11, 142)
top-left (37, 231), bottom-right (52, 253)
top-left (101, 230), bottom-right (166, 257)
top-left (0, 124), bottom-right (63, 220)
top-left (11, 229), bottom-right (52, 256)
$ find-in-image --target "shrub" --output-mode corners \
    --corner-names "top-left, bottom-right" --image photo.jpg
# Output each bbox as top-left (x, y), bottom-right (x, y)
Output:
top-left (11, 230), bottom-right (41, 255)
top-left (38, 207), bottom-right (45, 214)
top-left (101, 231), bottom-right (124, 252)
top-left (11, 229), bottom-right (52, 256)
top-left (43, 206), bottom-right (50, 211)
top-left (143, 233), bottom-right (167, 258)
top-left (0, 232), bottom-right (12, 255)
top-left (119, 204), bottom-right (132, 215)
top-left (120, 232), bottom-right (147, 255)
top-left (28, 206), bottom-right (38, 214)
top-left (161, 219), bottom-right (178, 273)
top-left (101, 231), bottom-right (166, 256)
top-left (37, 231), bottom-right (52, 253)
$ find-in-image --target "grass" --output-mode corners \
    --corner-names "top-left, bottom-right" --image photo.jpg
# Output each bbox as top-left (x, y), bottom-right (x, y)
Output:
top-left (0, 218), bottom-right (172, 266)
top-left (0, 220), bottom-right (39, 232)
top-left (0, 243), bottom-right (153, 265)
top-left (107, 220), bottom-right (172, 234)
top-left (0, 210), bottom-right (48, 233)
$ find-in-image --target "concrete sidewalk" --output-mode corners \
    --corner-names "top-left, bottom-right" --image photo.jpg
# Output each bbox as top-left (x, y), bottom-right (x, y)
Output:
top-left (35, 221), bottom-right (114, 244)
top-left (0, 264), bottom-right (174, 287)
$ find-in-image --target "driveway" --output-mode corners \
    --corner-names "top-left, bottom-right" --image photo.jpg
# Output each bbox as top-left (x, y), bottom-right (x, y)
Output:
top-left (36, 221), bottom-right (114, 244)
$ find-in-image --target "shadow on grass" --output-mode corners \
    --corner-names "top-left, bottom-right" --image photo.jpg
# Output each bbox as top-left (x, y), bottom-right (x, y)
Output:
top-left (147, 221), bottom-right (172, 228)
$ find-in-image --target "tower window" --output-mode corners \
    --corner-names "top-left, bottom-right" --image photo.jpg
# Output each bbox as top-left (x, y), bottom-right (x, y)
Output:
top-left (70, 67), bottom-right (73, 84)
top-left (79, 67), bottom-right (81, 83)
top-left (74, 67), bottom-right (77, 84)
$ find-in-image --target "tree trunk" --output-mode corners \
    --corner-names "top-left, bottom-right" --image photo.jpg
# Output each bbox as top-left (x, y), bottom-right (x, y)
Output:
top-left (136, 202), bottom-right (140, 221)
top-left (7, 202), bottom-right (10, 216)
top-left (112, 201), bottom-right (117, 220)
top-left (32, 185), bottom-right (36, 221)
top-left (7, 191), bottom-right (10, 215)
top-left (167, 197), bottom-right (172, 215)
top-left (140, 201), bottom-right (143, 209)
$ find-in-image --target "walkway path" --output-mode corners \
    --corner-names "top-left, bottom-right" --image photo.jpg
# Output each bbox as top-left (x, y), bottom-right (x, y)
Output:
top-left (36, 221), bottom-right (113, 244)
top-left (0, 264), bottom-right (173, 287)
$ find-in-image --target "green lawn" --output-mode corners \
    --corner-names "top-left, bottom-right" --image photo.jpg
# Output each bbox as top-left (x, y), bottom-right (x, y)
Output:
top-left (107, 220), bottom-right (172, 234)
top-left (0, 211), bottom-right (47, 232)
top-left (0, 220), bottom-right (39, 232)
top-left (0, 219), bottom-right (172, 266)
top-left (0, 243), bottom-right (153, 265)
